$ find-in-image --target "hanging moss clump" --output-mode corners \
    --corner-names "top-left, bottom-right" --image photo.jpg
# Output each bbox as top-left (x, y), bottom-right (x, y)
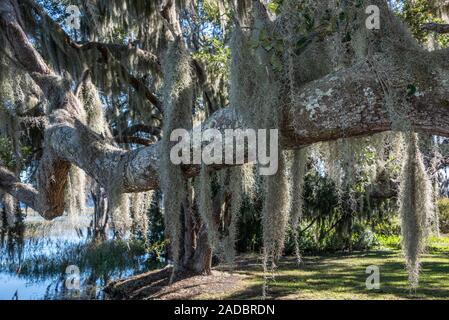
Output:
top-left (289, 148), bottom-right (308, 264)
top-left (130, 191), bottom-right (154, 240)
top-left (65, 166), bottom-right (86, 228)
top-left (399, 133), bottom-right (433, 289)
top-left (221, 166), bottom-right (248, 265)
top-left (160, 38), bottom-right (194, 272)
top-left (197, 165), bottom-right (219, 251)
top-left (261, 152), bottom-right (290, 297)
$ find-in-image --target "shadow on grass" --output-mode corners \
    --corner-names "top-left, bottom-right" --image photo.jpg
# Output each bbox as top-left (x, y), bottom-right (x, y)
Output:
top-left (225, 250), bottom-right (449, 300)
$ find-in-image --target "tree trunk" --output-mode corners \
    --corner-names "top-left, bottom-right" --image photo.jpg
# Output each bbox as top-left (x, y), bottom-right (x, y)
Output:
top-left (190, 224), bottom-right (213, 275)
top-left (181, 187), bottom-right (196, 269)
top-left (178, 188), bottom-right (213, 276)
top-left (90, 184), bottom-right (108, 239)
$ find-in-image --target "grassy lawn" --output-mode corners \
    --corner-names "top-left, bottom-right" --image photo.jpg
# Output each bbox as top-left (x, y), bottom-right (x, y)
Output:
top-left (201, 236), bottom-right (449, 300)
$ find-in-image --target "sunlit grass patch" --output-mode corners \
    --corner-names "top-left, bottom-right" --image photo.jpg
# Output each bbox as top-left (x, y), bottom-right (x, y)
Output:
top-left (207, 236), bottom-right (449, 300)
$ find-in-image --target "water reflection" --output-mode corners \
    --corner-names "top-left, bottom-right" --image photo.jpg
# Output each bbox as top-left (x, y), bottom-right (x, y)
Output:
top-left (0, 214), bottom-right (164, 300)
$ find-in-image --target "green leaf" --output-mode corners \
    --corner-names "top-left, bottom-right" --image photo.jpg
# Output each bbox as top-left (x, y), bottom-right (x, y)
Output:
top-left (304, 13), bottom-right (315, 31)
top-left (342, 32), bottom-right (352, 43)
top-left (407, 84), bottom-right (417, 96)
top-left (249, 38), bottom-right (260, 49)
top-left (270, 54), bottom-right (283, 72)
top-left (296, 36), bottom-right (311, 53)
top-left (261, 39), bottom-right (274, 51)
top-left (267, 2), bottom-right (280, 14)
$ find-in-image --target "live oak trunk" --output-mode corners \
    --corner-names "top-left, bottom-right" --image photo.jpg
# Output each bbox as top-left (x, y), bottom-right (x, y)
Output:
top-left (179, 191), bottom-right (212, 276)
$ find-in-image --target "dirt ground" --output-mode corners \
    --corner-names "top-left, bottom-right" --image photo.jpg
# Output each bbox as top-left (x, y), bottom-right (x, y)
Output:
top-left (104, 266), bottom-right (248, 300)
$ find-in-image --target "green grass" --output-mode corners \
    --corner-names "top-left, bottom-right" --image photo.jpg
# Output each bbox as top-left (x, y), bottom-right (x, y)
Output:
top-left (204, 236), bottom-right (449, 300)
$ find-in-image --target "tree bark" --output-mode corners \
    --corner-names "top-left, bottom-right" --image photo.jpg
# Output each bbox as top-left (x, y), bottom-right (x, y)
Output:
top-left (191, 224), bottom-right (213, 275)
top-left (181, 188), bottom-right (196, 269)
top-left (90, 183), bottom-right (108, 239)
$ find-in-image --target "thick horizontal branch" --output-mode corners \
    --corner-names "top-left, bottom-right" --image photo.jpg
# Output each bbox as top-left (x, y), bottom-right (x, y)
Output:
top-left (281, 57), bottom-right (449, 147)
top-left (72, 42), bottom-right (161, 74)
top-left (70, 45), bottom-right (163, 115)
top-left (114, 124), bottom-right (162, 137)
top-left (115, 136), bottom-right (154, 146)
top-left (0, 166), bottom-right (38, 211)
top-left (113, 124), bottom-right (161, 145)
top-left (422, 22), bottom-right (449, 34)
top-left (73, 38), bottom-right (162, 74)
top-left (124, 57), bottom-right (449, 191)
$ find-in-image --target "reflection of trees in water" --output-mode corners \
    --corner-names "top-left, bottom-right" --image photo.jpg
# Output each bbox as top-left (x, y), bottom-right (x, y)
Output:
top-left (39, 273), bottom-right (107, 300)
top-left (5, 272), bottom-right (107, 300)
top-left (0, 223), bottom-right (162, 300)
top-left (0, 227), bottom-right (25, 267)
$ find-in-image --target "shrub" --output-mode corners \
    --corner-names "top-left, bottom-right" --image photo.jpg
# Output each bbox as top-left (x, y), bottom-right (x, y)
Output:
top-left (373, 215), bottom-right (401, 237)
top-left (437, 198), bottom-right (449, 234)
top-left (351, 225), bottom-right (379, 250)
top-left (376, 234), bottom-right (401, 250)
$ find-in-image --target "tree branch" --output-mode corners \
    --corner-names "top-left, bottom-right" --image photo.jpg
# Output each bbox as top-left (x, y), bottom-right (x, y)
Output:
top-left (115, 136), bottom-right (154, 146)
top-left (0, 166), bottom-right (38, 211)
top-left (22, 0), bottom-right (163, 115)
top-left (114, 124), bottom-right (162, 137)
top-left (422, 22), bottom-right (449, 34)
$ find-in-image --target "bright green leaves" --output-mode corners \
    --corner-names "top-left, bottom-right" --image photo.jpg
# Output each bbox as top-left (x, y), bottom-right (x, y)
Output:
top-left (203, 0), bottom-right (230, 26)
top-left (193, 38), bottom-right (230, 79)
top-left (266, 0), bottom-right (283, 15)
top-left (203, 0), bottom-right (222, 23)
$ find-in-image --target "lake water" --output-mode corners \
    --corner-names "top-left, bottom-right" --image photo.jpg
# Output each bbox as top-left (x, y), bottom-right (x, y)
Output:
top-left (0, 214), bottom-right (160, 300)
